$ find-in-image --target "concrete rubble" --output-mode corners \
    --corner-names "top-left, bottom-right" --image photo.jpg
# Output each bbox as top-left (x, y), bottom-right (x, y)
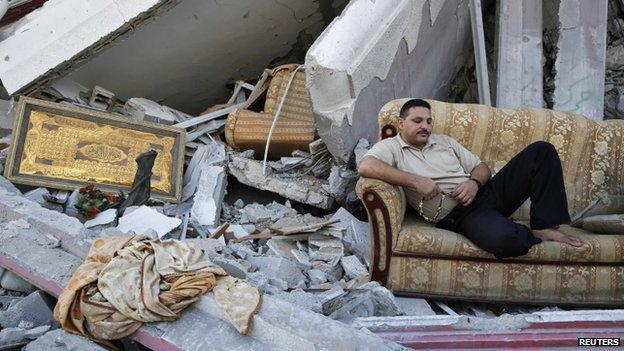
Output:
top-left (0, 1), bottom-right (620, 349)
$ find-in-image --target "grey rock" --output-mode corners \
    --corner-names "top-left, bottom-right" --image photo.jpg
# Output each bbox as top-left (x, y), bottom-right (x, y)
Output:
top-left (306, 269), bottom-right (328, 285)
top-left (328, 165), bottom-right (359, 207)
top-left (0, 271), bottom-right (35, 293)
top-left (272, 289), bottom-right (323, 313)
top-left (24, 329), bottom-right (107, 351)
top-left (0, 290), bottom-right (55, 328)
top-left (308, 235), bottom-right (344, 262)
top-left (247, 256), bottom-right (305, 289)
top-left (191, 165), bottom-right (227, 227)
top-left (0, 175), bottom-right (20, 195)
top-left (209, 255), bottom-right (248, 279)
top-left (354, 138), bottom-right (371, 166)
top-left (311, 261), bottom-right (344, 283)
top-left (330, 207), bottom-right (370, 266)
top-left (0, 325), bottom-right (50, 349)
top-left (291, 249), bottom-right (312, 269)
top-left (266, 238), bottom-right (297, 260)
top-left (340, 255), bottom-right (369, 279)
top-left (394, 297), bottom-right (436, 316)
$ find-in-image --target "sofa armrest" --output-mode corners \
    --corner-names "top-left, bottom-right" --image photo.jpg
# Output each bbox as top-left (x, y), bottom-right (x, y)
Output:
top-left (356, 177), bottom-right (406, 286)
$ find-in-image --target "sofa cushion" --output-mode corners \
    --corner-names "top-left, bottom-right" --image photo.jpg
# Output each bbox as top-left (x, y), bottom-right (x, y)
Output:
top-left (395, 214), bottom-right (624, 264)
top-left (582, 214), bottom-right (624, 234)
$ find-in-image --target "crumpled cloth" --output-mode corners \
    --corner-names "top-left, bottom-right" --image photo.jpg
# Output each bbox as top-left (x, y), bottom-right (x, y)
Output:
top-left (54, 235), bottom-right (261, 343)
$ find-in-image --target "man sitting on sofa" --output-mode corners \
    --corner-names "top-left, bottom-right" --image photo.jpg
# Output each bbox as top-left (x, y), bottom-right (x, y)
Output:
top-left (357, 99), bottom-right (583, 259)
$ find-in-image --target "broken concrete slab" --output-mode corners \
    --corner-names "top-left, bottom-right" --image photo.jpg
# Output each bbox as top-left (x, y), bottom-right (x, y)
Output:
top-left (125, 97), bottom-right (191, 125)
top-left (354, 138), bottom-right (370, 167)
top-left (0, 325), bottom-right (50, 349)
top-left (228, 154), bottom-right (334, 210)
top-left (340, 255), bottom-right (368, 279)
top-left (239, 202), bottom-right (298, 225)
top-left (308, 235), bottom-right (344, 262)
top-left (330, 207), bottom-right (370, 266)
top-left (117, 205), bottom-right (182, 238)
top-left (0, 0), bottom-right (179, 96)
top-left (23, 329), bottom-right (107, 351)
top-left (191, 165), bottom-right (227, 227)
top-left (83, 208), bottom-right (116, 229)
top-left (328, 165), bottom-right (359, 207)
top-left (266, 239), bottom-right (298, 261)
top-left (306, 0), bottom-right (472, 162)
top-left (552, 0), bottom-right (608, 120)
top-left (495, 0), bottom-right (544, 108)
top-left (394, 297), bottom-right (436, 316)
top-left (0, 271), bottom-right (36, 293)
top-left (208, 255), bottom-right (248, 280)
top-left (0, 175), bottom-right (20, 195)
top-left (0, 290), bottom-right (55, 329)
top-left (306, 269), bottom-right (328, 286)
top-left (272, 289), bottom-right (323, 314)
top-left (311, 261), bottom-right (344, 283)
top-left (247, 256), bottom-right (306, 289)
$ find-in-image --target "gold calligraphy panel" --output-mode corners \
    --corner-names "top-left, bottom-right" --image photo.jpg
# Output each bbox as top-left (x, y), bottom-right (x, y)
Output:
top-left (5, 97), bottom-right (185, 202)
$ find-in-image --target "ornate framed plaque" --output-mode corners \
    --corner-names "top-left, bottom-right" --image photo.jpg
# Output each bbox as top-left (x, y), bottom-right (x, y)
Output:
top-left (4, 97), bottom-right (185, 202)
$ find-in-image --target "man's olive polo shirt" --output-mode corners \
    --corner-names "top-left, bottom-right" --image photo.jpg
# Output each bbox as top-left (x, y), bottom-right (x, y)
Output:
top-left (362, 134), bottom-right (482, 223)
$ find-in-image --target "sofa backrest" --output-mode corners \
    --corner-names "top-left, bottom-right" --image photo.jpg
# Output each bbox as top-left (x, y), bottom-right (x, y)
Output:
top-left (377, 99), bottom-right (624, 218)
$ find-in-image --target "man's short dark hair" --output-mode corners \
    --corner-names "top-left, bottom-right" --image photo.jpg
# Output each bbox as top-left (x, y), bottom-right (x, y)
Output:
top-left (399, 99), bottom-right (431, 118)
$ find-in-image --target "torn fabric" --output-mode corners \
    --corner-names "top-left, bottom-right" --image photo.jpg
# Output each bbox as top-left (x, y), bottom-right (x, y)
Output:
top-left (54, 235), bottom-right (261, 343)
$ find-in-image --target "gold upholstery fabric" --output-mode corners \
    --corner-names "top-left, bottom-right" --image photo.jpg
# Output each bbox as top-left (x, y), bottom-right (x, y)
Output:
top-left (387, 255), bottom-right (623, 304)
top-left (225, 64), bottom-right (316, 160)
top-left (357, 99), bottom-right (624, 304)
top-left (396, 214), bottom-right (624, 264)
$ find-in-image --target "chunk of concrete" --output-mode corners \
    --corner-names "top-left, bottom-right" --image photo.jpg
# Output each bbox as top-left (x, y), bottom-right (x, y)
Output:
top-left (208, 255), bottom-right (248, 279)
top-left (394, 297), bottom-right (436, 316)
top-left (0, 290), bottom-right (55, 329)
top-left (24, 329), bottom-right (107, 351)
top-left (0, 271), bottom-right (36, 293)
top-left (83, 208), bottom-right (116, 228)
top-left (125, 97), bottom-right (190, 125)
top-left (117, 205), bottom-right (181, 238)
top-left (190, 165), bottom-right (227, 227)
top-left (247, 256), bottom-right (306, 289)
top-left (0, 325), bottom-right (50, 349)
top-left (311, 261), bottom-right (344, 283)
top-left (330, 207), bottom-right (370, 266)
top-left (306, 269), bottom-right (328, 286)
top-left (308, 235), bottom-right (344, 262)
top-left (354, 138), bottom-right (370, 167)
top-left (228, 154), bottom-right (334, 209)
top-left (272, 289), bottom-right (323, 314)
top-left (266, 239), bottom-right (297, 260)
top-left (328, 165), bottom-right (359, 207)
top-left (0, 175), bottom-right (20, 195)
top-left (340, 255), bottom-right (368, 279)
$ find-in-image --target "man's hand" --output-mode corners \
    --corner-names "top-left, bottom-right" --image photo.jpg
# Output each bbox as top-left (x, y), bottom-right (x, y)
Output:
top-left (452, 180), bottom-right (478, 206)
top-left (412, 177), bottom-right (441, 200)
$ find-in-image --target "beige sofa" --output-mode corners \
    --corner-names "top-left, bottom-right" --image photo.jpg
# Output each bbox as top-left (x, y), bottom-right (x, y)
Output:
top-left (356, 99), bottom-right (624, 306)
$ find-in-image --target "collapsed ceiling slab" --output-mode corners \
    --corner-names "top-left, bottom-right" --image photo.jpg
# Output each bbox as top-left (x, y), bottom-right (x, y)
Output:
top-left (0, 0), bottom-right (178, 97)
top-left (306, 0), bottom-right (473, 163)
top-left (0, 0), bottom-right (346, 114)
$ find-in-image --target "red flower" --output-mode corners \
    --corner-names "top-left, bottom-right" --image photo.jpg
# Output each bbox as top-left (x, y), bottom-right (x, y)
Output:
top-left (104, 194), bottom-right (119, 203)
top-left (86, 206), bottom-right (100, 219)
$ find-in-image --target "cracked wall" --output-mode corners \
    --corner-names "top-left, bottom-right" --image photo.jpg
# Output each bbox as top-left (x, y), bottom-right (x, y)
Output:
top-left (306, 0), bottom-right (473, 162)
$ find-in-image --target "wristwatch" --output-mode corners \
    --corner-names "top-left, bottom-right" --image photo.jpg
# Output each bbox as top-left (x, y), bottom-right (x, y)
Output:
top-left (469, 177), bottom-right (482, 189)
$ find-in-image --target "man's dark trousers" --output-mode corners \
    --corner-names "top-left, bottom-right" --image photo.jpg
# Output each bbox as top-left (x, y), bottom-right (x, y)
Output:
top-left (436, 141), bottom-right (571, 259)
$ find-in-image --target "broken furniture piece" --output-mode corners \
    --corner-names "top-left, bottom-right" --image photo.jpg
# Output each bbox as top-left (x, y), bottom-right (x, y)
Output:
top-left (356, 98), bottom-right (624, 305)
top-left (4, 97), bottom-right (185, 202)
top-left (225, 64), bottom-right (316, 160)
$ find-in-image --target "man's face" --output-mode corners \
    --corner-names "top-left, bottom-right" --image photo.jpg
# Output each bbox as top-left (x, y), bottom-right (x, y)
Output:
top-left (397, 106), bottom-right (432, 147)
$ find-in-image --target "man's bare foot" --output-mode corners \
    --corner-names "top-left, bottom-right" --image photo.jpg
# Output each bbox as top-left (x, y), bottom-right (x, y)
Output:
top-left (533, 228), bottom-right (584, 247)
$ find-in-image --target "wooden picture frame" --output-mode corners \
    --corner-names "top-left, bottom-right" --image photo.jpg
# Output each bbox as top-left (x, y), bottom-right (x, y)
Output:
top-left (4, 96), bottom-right (185, 202)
